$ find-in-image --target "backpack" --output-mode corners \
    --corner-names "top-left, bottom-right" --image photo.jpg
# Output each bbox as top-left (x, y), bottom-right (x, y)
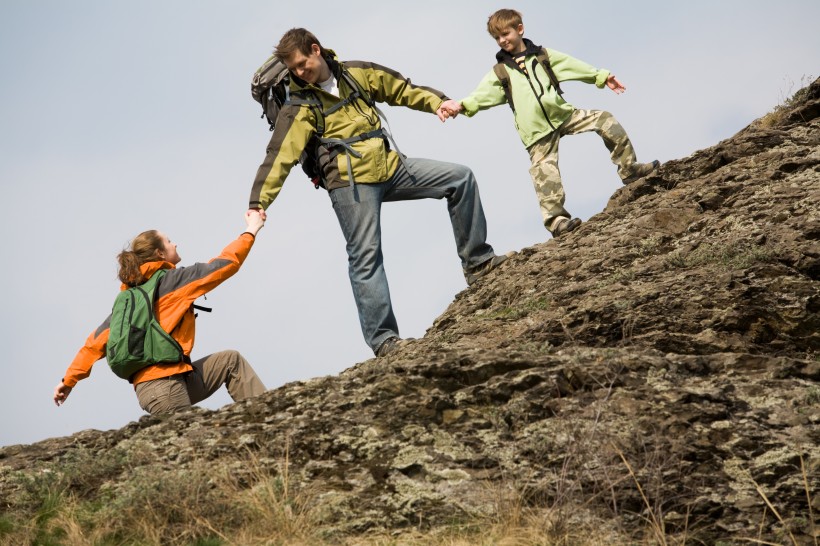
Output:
top-left (251, 54), bottom-right (409, 190)
top-left (493, 48), bottom-right (564, 114)
top-left (106, 269), bottom-right (184, 381)
top-left (251, 55), bottom-right (323, 132)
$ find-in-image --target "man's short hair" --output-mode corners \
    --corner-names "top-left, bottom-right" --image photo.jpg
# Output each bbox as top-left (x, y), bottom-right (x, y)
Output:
top-left (487, 9), bottom-right (523, 37)
top-left (275, 28), bottom-right (323, 61)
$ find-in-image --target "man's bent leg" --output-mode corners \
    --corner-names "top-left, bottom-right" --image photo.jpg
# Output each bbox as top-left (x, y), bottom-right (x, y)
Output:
top-left (330, 182), bottom-right (399, 353)
top-left (384, 158), bottom-right (495, 270)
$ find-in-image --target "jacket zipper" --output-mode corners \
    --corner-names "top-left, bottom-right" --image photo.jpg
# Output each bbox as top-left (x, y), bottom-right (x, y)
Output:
top-left (123, 293), bottom-right (133, 338)
top-left (523, 61), bottom-right (556, 131)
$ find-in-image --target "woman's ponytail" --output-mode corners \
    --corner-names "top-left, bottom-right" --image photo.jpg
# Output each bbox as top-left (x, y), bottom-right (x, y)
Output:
top-left (117, 230), bottom-right (163, 286)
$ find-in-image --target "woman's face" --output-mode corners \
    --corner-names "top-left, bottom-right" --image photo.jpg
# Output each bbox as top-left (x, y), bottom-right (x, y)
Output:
top-left (155, 232), bottom-right (181, 265)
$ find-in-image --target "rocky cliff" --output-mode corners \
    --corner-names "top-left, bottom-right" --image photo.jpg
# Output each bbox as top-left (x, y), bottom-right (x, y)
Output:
top-left (2, 80), bottom-right (818, 544)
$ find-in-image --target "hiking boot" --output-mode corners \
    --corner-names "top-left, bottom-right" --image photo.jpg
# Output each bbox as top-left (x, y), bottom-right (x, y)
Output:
top-left (376, 336), bottom-right (414, 357)
top-left (465, 251), bottom-right (516, 286)
top-left (550, 217), bottom-right (582, 237)
top-left (623, 160), bottom-right (660, 184)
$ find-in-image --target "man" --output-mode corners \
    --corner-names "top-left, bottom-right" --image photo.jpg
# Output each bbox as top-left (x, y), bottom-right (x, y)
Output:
top-left (248, 28), bottom-right (511, 357)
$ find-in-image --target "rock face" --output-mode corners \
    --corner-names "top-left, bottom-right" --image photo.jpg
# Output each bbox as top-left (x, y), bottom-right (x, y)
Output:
top-left (2, 80), bottom-right (819, 543)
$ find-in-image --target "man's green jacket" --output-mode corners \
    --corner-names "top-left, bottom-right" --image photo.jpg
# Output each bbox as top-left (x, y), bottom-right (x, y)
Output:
top-left (249, 50), bottom-right (447, 210)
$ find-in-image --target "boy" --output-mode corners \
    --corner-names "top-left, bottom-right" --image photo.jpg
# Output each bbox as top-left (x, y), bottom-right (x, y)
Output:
top-left (441, 9), bottom-right (659, 237)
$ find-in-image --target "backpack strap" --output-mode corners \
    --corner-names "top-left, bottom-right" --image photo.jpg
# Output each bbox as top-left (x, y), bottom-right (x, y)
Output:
top-left (535, 48), bottom-right (564, 98)
top-left (493, 48), bottom-right (564, 113)
top-left (493, 63), bottom-right (515, 112)
top-left (314, 67), bottom-right (415, 188)
top-left (318, 128), bottom-right (385, 188)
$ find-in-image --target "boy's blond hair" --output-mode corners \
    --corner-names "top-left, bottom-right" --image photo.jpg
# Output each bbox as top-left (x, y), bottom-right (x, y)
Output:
top-left (487, 9), bottom-right (523, 37)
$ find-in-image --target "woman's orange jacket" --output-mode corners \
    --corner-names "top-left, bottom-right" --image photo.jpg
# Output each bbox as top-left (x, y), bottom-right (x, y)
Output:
top-left (62, 233), bottom-right (255, 388)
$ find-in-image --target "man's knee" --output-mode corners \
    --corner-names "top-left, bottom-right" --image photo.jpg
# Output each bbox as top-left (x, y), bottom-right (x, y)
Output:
top-left (446, 163), bottom-right (477, 198)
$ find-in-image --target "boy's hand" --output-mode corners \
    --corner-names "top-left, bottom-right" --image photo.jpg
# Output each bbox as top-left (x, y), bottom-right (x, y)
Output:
top-left (436, 99), bottom-right (463, 122)
top-left (606, 75), bottom-right (626, 94)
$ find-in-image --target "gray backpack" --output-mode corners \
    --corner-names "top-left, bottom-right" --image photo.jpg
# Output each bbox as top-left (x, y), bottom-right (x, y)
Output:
top-left (251, 55), bottom-right (321, 131)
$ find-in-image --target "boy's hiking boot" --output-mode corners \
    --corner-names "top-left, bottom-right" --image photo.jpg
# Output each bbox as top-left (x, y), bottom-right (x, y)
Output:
top-left (465, 251), bottom-right (517, 286)
top-left (623, 160), bottom-right (660, 184)
top-left (376, 336), bottom-right (414, 357)
top-left (550, 217), bottom-right (582, 238)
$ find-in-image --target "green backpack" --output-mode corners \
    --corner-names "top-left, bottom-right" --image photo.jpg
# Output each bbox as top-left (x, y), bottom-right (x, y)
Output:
top-left (106, 269), bottom-right (184, 380)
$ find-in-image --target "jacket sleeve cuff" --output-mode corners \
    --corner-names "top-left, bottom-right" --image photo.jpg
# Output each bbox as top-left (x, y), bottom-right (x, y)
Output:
top-left (459, 97), bottom-right (480, 117)
top-left (595, 70), bottom-right (610, 88)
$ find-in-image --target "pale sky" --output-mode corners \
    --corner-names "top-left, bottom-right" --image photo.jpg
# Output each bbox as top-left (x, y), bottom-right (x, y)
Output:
top-left (1, 0), bottom-right (817, 447)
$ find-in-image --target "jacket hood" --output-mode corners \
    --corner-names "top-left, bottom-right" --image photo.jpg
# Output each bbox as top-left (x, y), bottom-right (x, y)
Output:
top-left (119, 261), bottom-right (174, 291)
top-left (495, 38), bottom-right (543, 65)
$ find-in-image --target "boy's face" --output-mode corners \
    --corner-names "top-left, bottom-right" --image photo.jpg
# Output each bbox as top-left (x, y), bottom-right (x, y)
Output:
top-left (494, 23), bottom-right (526, 54)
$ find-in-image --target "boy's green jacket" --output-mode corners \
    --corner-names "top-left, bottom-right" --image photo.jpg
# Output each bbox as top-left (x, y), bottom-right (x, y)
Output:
top-left (460, 39), bottom-right (610, 149)
top-left (249, 50), bottom-right (447, 210)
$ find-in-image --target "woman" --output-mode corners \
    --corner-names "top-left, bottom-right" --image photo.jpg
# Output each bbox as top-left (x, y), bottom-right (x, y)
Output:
top-left (53, 210), bottom-right (267, 414)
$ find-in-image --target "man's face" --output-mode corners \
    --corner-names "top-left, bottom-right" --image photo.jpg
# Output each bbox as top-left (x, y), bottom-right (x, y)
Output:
top-left (494, 24), bottom-right (526, 54)
top-left (285, 43), bottom-right (326, 84)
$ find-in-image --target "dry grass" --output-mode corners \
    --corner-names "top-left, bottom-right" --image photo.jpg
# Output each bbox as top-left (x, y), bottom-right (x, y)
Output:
top-left (756, 75), bottom-right (815, 128)
top-left (0, 435), bottom-right (815, 545)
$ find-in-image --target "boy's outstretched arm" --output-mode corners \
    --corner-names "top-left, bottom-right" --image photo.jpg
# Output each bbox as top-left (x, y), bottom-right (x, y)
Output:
top-left (606, 75), bottom-right (626, 94)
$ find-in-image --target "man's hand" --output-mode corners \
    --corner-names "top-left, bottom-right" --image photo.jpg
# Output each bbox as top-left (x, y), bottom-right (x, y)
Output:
top-left (436, 99), bottom-right (463, 122)
top-left (53, 382), bottom-right (72, 406)
top-left (248, 207), bottom-right (267, 221)
top-left (245, 208), bottom-right (266, 236)
top-left (606, 75), bottom-right (626, 94)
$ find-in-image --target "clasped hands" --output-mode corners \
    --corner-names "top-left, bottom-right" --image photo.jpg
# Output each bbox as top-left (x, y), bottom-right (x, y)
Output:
top-left (435, 99), bottom-right (463, 122)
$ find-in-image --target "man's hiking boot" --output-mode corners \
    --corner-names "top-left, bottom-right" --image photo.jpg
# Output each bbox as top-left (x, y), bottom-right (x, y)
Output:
top-left (623, 160), bottom-right (660, 184)
top-left (465, 251), bottom-right (517, 286)
top-left (550, 217), bottom-right (582, 238)
top-left (376, 336), bottom-right (414, 357)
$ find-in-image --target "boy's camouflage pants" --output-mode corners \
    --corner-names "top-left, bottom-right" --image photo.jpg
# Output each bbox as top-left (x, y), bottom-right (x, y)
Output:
top-left (527, 108), bottom-right (639, 232)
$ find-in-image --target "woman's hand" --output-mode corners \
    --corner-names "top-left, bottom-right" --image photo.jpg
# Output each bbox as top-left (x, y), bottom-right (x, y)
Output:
top-left (245, 208), bottom-right (266, 236)
top-left (53, 382), bottom-right (73, 406)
